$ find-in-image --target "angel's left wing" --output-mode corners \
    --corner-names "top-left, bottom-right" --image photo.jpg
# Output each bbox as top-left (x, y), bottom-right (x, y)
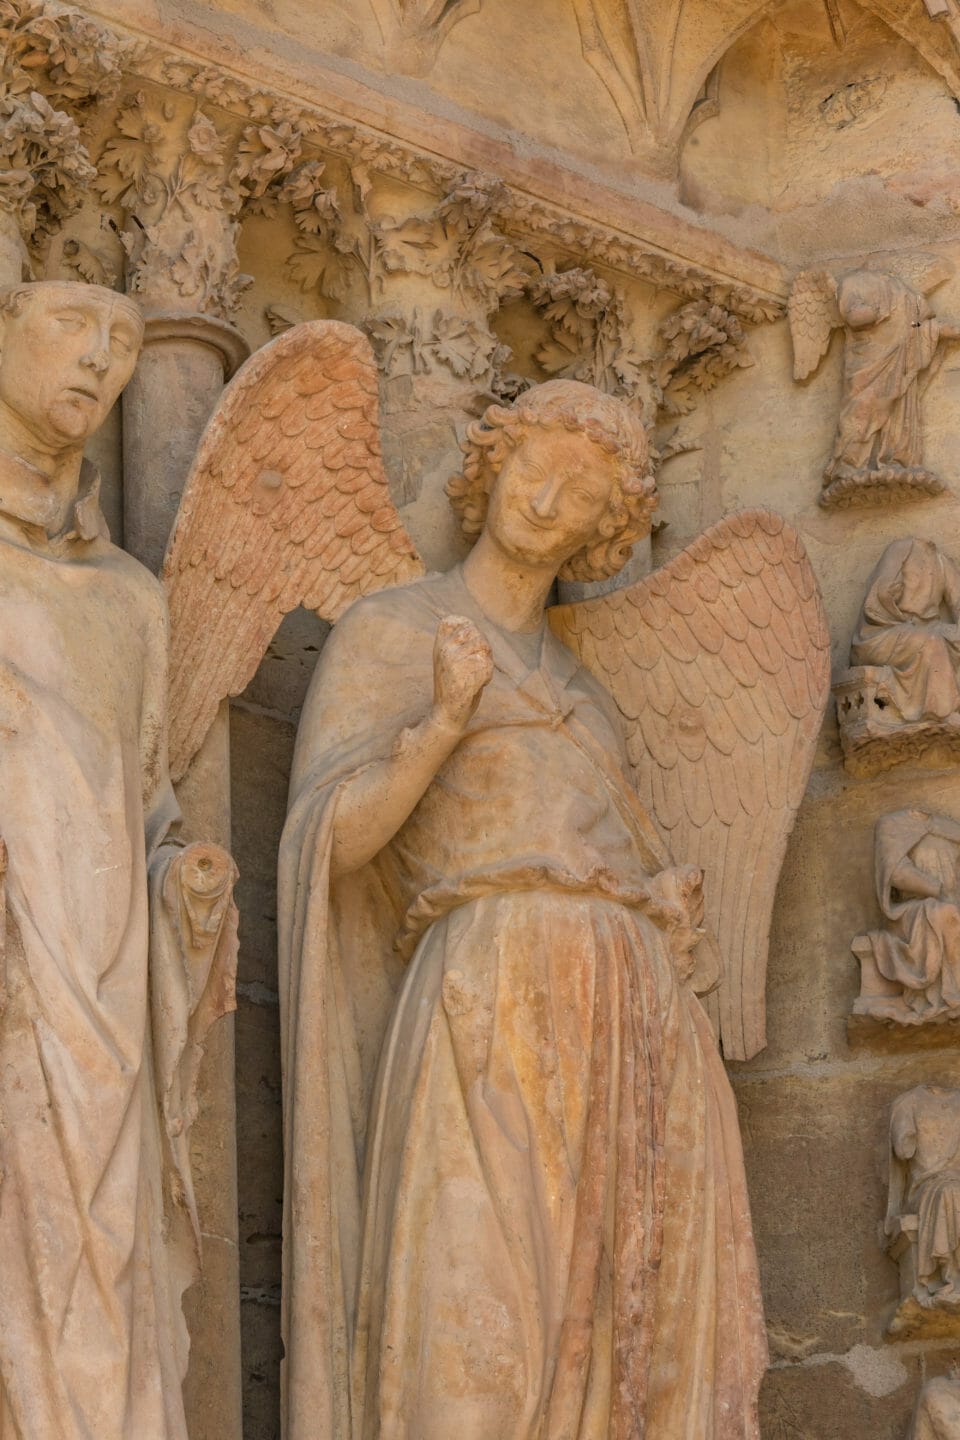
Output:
top-left (550, 509), bottom-right (830, 1061)
top-left (788, 269), bottom-right (840, 380)
top-left (162, 321), bottom-right (423, 782)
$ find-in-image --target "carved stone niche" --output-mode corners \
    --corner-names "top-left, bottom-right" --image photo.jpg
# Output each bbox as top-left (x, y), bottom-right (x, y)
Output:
top-left (835, 539), bottom-right (960, 777)
top-left (885, 1085), bottom-right (960, 1339)
top-left (849, 809), bottom-right (960, 1049)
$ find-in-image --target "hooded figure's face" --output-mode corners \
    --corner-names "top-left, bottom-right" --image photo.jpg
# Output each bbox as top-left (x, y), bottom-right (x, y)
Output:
top-left (894, 539), bottom-right (942, 619)
top-left (0, 283), bottom-right (142, 450)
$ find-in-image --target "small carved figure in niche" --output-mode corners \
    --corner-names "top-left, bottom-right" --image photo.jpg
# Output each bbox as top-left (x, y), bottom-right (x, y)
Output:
top-left (909, 1372), bottom-right (960, 1440)
top-left (789, 255), bottom-right (960, 508)
top-left (886, 1085), bottom-right (960, 1336)
top-left (835, 538), bottom-right (960, 775)
top-left (0, 282), bottom-right (238, 1440)
top-left (169, 322), bottom-right (829, 1438)
top-left (853, 809), bottom-right (960, 1026)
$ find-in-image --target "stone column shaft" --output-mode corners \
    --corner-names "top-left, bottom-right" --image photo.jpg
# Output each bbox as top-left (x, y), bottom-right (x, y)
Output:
top-left (122, 309), bottom-right (248, 1440)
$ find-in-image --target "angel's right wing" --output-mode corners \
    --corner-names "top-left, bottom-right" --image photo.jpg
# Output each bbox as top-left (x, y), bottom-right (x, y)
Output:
top-left (162, 321), bottom-right (423, 782)
top-left (788, 269), bottom-right (841, 380)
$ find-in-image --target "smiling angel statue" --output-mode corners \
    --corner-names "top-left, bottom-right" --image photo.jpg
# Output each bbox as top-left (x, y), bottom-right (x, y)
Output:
top-left (164, 321), bottom-right (832, 1440)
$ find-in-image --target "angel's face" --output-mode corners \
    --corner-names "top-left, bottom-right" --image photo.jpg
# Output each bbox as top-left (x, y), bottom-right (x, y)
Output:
top-left (485, 425), bottom-right (619, 572)
top-left (0, 284), bottom-right (142, 450)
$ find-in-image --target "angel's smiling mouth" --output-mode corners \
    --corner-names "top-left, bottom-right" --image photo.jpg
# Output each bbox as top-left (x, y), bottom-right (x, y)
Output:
top-left (519, 512), bottom-right (553, 531)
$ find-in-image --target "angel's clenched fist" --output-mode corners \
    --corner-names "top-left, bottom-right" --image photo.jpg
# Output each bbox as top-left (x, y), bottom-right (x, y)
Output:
top-left (432, 615), bottom-right (494, 732)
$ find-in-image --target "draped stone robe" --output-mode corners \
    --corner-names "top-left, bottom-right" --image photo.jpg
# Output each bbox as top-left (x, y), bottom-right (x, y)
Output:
top-left (0, 455), bottom-right (236, 1440)
top-left (858, 810), bottom-right (960, 1017)
top-left (889, 1086), bottom-right (960, 1298)
top-left (829, 269), bottom-right (941, 479)
top-left (279, 566), bottom-right (767, 1440)
top-left (851, 539), bottom-right (960, 723)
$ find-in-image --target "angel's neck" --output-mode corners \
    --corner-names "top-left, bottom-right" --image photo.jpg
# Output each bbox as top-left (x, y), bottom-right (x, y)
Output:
top-left (461, 533), bottom-right (554, 633)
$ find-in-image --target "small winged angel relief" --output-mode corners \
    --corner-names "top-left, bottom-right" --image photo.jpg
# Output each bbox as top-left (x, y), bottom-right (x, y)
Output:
top-left (163, 321), bottom-right (829, 1439)
top-left (788, 252), bottom-right (960, 509)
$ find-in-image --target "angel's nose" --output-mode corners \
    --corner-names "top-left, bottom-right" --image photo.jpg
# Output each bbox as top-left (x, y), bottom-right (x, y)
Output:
top-left (531, 478), bottom-right (561, 519)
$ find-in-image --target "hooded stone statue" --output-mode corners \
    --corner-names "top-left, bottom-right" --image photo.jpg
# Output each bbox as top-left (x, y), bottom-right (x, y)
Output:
top-left (0, 282), bottom-right (238, 1440)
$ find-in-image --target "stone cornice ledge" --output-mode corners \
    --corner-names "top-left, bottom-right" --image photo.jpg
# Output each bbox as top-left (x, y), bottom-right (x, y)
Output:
top-left (89, 1), bottom-right (787, 322)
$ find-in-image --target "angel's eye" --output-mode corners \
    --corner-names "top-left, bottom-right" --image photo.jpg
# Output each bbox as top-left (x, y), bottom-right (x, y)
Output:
top-left (55, 312), bottom-right (85, 331)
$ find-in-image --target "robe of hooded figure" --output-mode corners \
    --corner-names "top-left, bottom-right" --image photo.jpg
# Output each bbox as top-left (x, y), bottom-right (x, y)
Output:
top-left (888, 1087), bottom-right (960, 1300)
top-left (827, 270), bottom-right (941, 481)
top-left (858, 810), bottom-right (960, 1017)
top-left (851, 538), bottom-right (960, 723)
top-left (0, 456), bottom-right (237, 1440)
top-left (278, 566), bottom-right (768, 1440)
top-left (909, 1376), bottom-right (960, 1440)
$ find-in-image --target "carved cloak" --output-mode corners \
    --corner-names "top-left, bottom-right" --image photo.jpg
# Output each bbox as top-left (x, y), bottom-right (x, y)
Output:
top-left (0, 464), bottom-right (236, 1440)
top-left (860, 810), bottom-right (960, 1013)
top-left (851, 539), bottom-right (960, 722)
top-left (831, 270), bottom-right (940, 474)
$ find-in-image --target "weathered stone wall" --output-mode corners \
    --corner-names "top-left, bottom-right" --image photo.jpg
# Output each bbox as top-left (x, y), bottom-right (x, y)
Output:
top-left (13, 0), bottom-right (960, 1434)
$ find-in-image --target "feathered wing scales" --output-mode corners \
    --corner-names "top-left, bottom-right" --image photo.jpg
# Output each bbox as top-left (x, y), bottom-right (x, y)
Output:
top-left (550, 510), bottom-right (830, 1061)
top-left (788, 268), bottom-right (840, 380)
top-left (162, 321), bottom-right (424, 781)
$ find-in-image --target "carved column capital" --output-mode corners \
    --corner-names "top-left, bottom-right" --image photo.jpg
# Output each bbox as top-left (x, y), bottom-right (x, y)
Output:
top-left (98, 87), bottom-right (314, 321)
top-left (0, 0), bottom-right (130, 278)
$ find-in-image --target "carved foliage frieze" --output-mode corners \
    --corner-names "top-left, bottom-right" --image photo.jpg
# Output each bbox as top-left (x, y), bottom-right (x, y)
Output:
top-left (364, 305), bottom-right (509, 388)
top-left (0, 0), bottom-right (132, 260)
top-left (525, 265), bottom-right (754, 444)
top-left (95, 88), bottom-right (321, 317)
top-left (371, 173), bottom-right (528, 311)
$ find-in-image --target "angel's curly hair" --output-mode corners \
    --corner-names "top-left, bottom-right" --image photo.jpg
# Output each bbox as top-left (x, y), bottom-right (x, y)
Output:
top-left (447, 380), bottom-right (657, 583)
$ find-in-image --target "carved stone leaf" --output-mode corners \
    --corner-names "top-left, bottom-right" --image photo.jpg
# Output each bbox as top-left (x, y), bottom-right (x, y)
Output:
top-left (458, 230), bottom-right (526, 307)
top-left (287, 235), bottom-right (353, 301)
top-left (657, 300), bottom-right (754, 416)
top-left (96, 93), bottom-right (162, 206)
top-left (364, 310), bottom-right (416, 373)
top-left (429, 310), bottom-right (495, 378)
top-left (234, 120), bottom-right (303, 201)
top-left (0, 86), bottom-right (93, 229)
top-left (0, 0), bottom-right (131, 104)
top-left (275, 162), bottom-right (344, 247)
top-left (375, 214), bottom-right (442, 277)
top-left (536, 333), bottom-right (581, 378)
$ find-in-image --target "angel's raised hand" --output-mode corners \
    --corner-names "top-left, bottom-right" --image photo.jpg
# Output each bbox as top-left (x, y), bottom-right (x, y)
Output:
top-left (432, 615), bottom-right (493, 733)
